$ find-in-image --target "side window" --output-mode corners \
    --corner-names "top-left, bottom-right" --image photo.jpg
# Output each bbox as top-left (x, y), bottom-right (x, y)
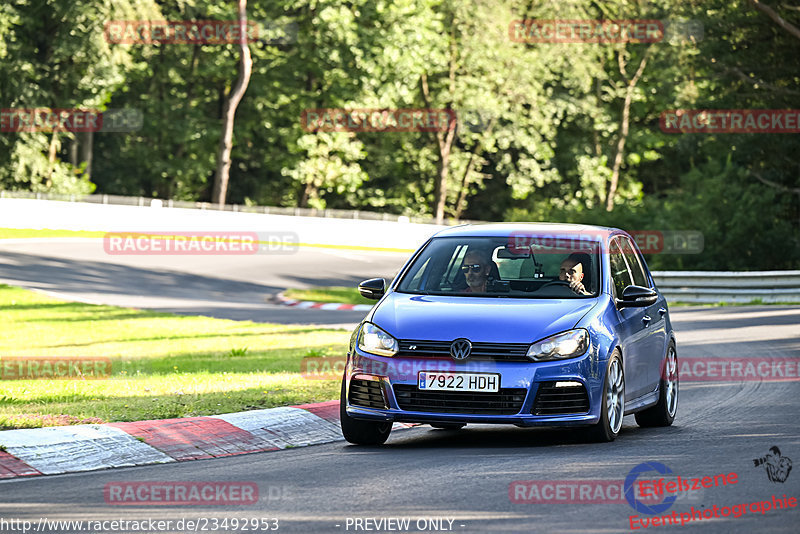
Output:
top-left (620, 237), bottom-right (648, 287)
top-left (404, 257), bottom-right (430, 291)
top-left (609, 239), bottom-right (633, 297)
top-left (441, 245), bottom-right (468, 287)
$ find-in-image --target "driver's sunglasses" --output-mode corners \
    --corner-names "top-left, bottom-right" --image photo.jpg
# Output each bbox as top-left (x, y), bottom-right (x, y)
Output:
top-left (461, 263), bottom-right (484, 273)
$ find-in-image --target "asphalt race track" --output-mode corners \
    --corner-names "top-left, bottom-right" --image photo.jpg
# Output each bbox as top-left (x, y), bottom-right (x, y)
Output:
top-left (1, 239), bottom-right (799, 533)
top-left (0, 239), bottom-right (405, 326)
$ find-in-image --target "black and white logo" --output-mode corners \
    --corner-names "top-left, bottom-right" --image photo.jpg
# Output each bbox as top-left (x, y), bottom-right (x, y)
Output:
top-left (753, 446), bottom-right (792, 483)
top-left (450, 338), bottom-right (472, 361)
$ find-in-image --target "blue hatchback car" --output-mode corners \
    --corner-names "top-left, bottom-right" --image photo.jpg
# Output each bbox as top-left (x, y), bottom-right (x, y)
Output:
top-left (340, 223), bottom-right (678, 444)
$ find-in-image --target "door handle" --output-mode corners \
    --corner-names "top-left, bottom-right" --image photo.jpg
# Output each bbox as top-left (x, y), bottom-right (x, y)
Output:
top-left (658, 307), bottom-right (667, 317)
top-left (642, 315), bottom-right (652, 327)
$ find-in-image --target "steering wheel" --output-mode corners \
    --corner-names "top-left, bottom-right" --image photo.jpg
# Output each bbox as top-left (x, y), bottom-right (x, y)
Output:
top-left (539, 280), bottom-right (581, 295)
top-left (540, 280), bottom-right (572, 288)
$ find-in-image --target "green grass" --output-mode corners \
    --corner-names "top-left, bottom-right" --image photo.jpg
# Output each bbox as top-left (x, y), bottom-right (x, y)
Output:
top-left (284, 286), bottom-right (373, 305)
top-left (0, 228), bottom-right (105, 239)
top-left (0, 284), bottom-right (348, 429)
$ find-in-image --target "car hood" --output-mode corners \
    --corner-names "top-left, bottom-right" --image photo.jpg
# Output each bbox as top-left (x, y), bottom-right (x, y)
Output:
top-left (370, 292), bottom-right (599, 344)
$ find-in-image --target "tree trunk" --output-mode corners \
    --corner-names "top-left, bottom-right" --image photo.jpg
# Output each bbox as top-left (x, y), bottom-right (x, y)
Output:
top-left (212, 0), bottom-right (253, 205)
top-left (606, 47), bottom-right (652, 211)
top-left (454, 117), bottom-right (496, 220)
top-left (300, 181), bottom-right (318, 208)
top-left (45, 130), bottom-right (59, 188)
top-left (69, 135), bottom-right (78, 167)
top-left (434, 152), bottom-right (450, 224)
top-left (80, 130), bottom-right (93, 178)
top-left (453, 152), bottom-right (476, 221)
top-left (420, 73), bottom-right (457, 225)
top-left (606, 90), bottom-right (633, 212)
top-left (420, 23), bottom-right (458, 225)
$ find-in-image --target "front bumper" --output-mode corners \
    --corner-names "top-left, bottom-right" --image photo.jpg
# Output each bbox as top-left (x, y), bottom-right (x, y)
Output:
top-left (344, 347), bottom-right (607, 427)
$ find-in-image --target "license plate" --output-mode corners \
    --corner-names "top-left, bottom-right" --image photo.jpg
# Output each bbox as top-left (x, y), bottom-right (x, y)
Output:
top-left (418, 372), bottom-right (500, 392)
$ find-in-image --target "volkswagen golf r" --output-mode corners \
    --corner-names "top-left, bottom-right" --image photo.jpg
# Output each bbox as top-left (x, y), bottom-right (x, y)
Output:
top-left (340, 223), bottom-right (678, 444)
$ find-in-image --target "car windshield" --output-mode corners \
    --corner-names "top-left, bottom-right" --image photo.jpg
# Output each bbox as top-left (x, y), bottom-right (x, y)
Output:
top-left (396, 236), bottom-right (601, 298)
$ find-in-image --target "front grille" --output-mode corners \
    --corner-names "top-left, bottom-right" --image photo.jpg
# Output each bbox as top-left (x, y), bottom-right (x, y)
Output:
top-left (532, 382), bottom-right (590, 415)
top-left (348, 379), bottom-right (387, 409)
top-left (393, 385), bottom-right (527, 415)
top-left (397, 340), bottom-right (530, 362)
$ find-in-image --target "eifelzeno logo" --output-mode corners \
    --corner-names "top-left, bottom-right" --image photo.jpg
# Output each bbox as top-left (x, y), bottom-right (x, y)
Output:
top-left (625, 462), bottom-right (677, 515)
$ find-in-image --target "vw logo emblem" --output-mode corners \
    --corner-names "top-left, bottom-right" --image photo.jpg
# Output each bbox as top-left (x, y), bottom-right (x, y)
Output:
top-left (450, 338), bottom-right (472, 361)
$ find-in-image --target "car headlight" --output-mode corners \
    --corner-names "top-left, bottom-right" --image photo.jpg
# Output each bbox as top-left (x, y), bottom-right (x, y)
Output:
top-left (526, 329), bottom-right (589, 361)
top-left (357, 322), bottom-right (399, 357)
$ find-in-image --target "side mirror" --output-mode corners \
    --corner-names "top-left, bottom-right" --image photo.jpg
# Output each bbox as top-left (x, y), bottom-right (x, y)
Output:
top-left (617, 285), bottom-right (658, 308)
top-left (358, 278), bottom-right (385, 300)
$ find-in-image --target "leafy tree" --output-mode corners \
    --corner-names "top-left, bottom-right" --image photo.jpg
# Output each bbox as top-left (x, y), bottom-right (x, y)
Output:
top-left (0, 0), bottom-right (159, 194)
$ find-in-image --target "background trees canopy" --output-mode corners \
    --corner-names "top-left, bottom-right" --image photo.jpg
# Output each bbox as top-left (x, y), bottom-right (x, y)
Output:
top-left (0, 0), bottom-right (797, 270)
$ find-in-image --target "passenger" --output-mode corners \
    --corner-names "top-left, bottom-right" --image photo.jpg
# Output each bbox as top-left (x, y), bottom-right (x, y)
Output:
top-left (461, 249), bottom-right (493, 293)
top-left (559, 252), bottom-right (591, 295)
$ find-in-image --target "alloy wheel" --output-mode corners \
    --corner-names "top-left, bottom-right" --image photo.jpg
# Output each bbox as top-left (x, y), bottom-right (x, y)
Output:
top-left (606, 358), bottom-right (625, 433)
top-left (665, 346), bottom-right (678, 417)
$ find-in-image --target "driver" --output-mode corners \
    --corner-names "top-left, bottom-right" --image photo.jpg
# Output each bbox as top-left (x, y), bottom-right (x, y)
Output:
top-left (559, 252), bottom-right (591, 295)
top-left (461, 248), bottom-right (493, 293)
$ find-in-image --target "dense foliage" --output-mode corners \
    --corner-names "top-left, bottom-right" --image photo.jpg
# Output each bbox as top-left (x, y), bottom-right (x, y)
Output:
top-left (1, 0), bottom-right (798, 269)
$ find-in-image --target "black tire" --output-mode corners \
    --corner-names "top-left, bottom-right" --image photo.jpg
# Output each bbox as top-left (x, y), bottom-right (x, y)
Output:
top-left (635, 342), bottom-right (678, 427)
top-left (339, 379), bottom-right (391, 445)
top-left (430, 423), bottom-right (466, 430)
top-left (586, 349), bottom-right (625, 442)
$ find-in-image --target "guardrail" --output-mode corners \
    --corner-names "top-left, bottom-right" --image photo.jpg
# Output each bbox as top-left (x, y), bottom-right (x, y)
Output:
top-left (0, 190), bottom-right (477, 225)
top-left (652, 271), bottom-right (800, 304)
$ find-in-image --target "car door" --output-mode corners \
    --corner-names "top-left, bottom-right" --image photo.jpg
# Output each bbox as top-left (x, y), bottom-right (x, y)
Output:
top-left (609, 237), bottom-right (650, 400)
top-left (622, 239), bottom-right (669, 390)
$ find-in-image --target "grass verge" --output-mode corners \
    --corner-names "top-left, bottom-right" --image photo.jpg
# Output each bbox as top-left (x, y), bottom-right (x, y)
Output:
top-left (0, 284), bottom-right (348, 429)
top-left (283, 286), bottom-right (373, 305)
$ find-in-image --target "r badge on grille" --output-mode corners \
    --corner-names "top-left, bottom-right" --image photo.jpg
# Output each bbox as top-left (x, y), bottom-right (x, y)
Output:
top-left (450, 338), bottom-right (472, 360)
